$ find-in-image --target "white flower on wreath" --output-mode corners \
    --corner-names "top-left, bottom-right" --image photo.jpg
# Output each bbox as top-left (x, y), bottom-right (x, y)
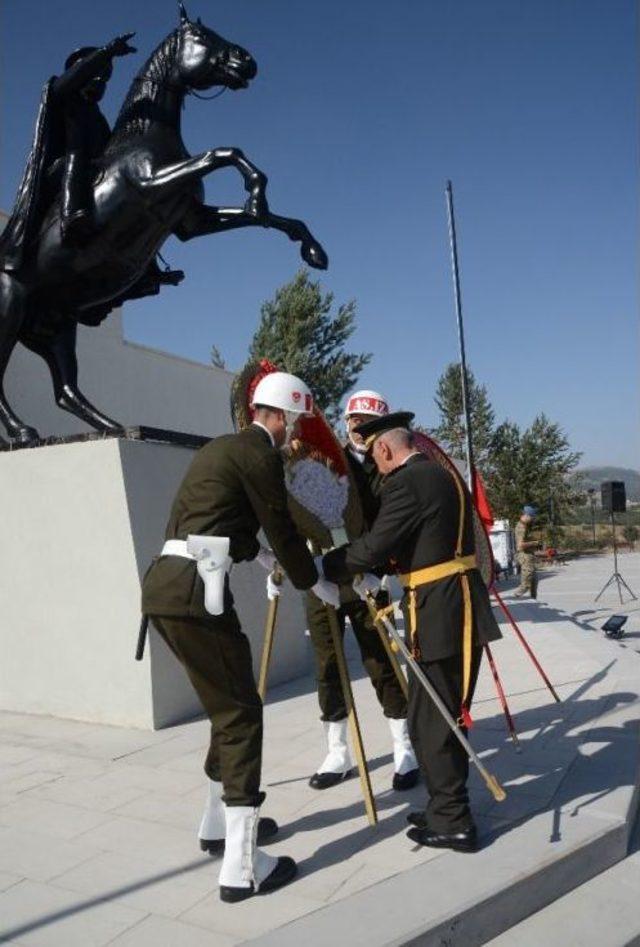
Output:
top-left (285, 457), bottom-right (349, 530)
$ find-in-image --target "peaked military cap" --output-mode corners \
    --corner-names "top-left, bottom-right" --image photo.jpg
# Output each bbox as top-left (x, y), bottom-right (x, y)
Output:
top-left (354, 411), bottom-right (415, 450)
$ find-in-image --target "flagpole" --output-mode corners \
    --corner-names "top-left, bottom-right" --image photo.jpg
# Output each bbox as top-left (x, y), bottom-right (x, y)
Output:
top-left (444, 180), bottom-right (522, 751)
top-left (444, 180), bottom-right (560, 723)
top-left (445, 180), bottom-right (475, 493)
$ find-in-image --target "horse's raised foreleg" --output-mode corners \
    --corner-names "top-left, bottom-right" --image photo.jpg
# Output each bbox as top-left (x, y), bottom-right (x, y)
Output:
top-left (0, 273), bottom-right (40, 444)
top-left (174, 203), bottom-right (328, 270)
top-left (21, 321), bottom-right (124, 434)
top-left (261, 210), bottom-right (328, 270)
top-left (137, 148), bottom-right (268, 217)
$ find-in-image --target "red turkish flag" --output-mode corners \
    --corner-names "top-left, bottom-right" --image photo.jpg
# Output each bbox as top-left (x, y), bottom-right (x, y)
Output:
top-left (472, 469), bottom-right (494, 531)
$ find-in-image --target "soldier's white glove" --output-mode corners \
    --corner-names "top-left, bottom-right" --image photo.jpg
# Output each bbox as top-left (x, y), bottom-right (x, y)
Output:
top-left (257, 547), bottom-right (277, 572)
top-left (266, 571), bottom-right (282, 601)
top-left (353, 573), bottom-right (381, 601)
top-left (311, 577), bottom-right (340, 609)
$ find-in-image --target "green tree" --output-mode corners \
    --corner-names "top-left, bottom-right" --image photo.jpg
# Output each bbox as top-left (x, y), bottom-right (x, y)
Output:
top-left (432, 363), bottom-right (496, 474)
top-left (487, 421), bottom-right (522, 520)
top-left (249, 269), bottom-right (371, 423)
top-left (623, 525), bottom-right (638, 547)
top-left (488, 414), bottom-right (582, 528)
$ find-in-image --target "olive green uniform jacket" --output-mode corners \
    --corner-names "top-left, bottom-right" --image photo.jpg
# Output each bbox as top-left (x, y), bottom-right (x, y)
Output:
top-left (305, 444), bottom-right (408, 722)
top-left (142, 424), bottom-right (318, 617)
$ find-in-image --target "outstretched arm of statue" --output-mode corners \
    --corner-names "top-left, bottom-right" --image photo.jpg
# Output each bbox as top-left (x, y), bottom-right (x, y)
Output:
top-left (53, 34), bottom-right (136, 99)
top-left (53, 49), bottom-right (112, 98)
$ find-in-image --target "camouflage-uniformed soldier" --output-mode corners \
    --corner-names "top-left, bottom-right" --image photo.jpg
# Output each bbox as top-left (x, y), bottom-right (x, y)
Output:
top-left (513, 505), bottom-right (539, 598)
top-left (141, 372), bottom-right (339, 903)
top-left (322, 412), bottom-right (502, 853)
top-left (306, 390), bottom-right (418, 791)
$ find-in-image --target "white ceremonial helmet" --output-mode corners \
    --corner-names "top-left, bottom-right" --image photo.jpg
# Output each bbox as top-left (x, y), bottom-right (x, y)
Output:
top-left (251, 371), bottom-right (314, 444)
top-left (344, 390), bottom-right (390, 419)
top-left (344, 389), bottom-right (389, 452)
top-left (251, 371), bottom-right (314, 415)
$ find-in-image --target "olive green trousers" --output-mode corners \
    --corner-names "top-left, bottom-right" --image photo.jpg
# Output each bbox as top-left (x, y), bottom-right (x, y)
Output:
top-left (516, 553), bottom-right (538, 597)
top-left (305, 590), bottom-right (408, 722)
top-left (152, 612), bottom-right (263, 807)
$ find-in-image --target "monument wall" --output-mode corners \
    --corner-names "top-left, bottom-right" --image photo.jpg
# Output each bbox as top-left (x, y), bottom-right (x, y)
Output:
top-left (0, 251), bottom-right (311, 728)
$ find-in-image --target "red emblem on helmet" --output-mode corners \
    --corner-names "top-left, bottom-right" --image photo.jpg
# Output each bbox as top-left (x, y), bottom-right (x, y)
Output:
top-left (292, 390), bottom-right (301, 403)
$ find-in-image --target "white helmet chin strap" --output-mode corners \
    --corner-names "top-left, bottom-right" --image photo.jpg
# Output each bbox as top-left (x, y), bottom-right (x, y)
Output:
top-left (283, 410), bottom-right (300, 446)
top-left (348, 432), bottom-right (368, 454)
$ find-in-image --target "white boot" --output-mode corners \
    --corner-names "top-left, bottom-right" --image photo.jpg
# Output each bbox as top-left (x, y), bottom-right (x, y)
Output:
top-left (388, 717), bottom-right (419, 790)
top-left (198, 779), bottom-right (225, 853)
top-left (309, 720), bottom-right (352, 789)
top-left (218, 805), bottom-right (296, 902)
top-left (198, 780), bottom-right (279, 855)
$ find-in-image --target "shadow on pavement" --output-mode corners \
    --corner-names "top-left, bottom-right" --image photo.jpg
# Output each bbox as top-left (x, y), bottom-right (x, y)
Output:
top-left (273, 660), bottom-right (639, 880)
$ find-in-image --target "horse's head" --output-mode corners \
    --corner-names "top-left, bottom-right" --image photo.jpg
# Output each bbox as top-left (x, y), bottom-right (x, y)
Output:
top-left (175, 3), bottom-right (257, 92)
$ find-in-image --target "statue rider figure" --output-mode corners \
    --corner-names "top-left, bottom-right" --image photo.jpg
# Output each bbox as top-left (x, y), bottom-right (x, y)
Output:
top-left (0, 32), bottom-right (182, 297)
top-left (56, 41), bottom-right (125, 242)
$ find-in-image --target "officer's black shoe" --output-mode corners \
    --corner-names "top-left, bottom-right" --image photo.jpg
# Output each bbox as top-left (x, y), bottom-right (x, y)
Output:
top-left (393, 768), bottom-right (420, 791)
top-left (407, 810), bottom-right (428, 829)
top-left (200, 816), bottom-right (278, 855)
top-left (219, 856), bottom-right (297, 903)
top-left (406, 824), bottom-right (477, 853)
top-left (308, 770), bottom-right (352, 790)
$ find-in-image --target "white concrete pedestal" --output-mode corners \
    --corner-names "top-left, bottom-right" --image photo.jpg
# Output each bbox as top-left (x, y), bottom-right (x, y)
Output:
top-left (0, 437), bottom-right (309, 729)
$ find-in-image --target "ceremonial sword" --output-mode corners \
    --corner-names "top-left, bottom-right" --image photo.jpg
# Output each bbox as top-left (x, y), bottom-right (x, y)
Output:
top-left (364, 590), bottom-right (506, 803)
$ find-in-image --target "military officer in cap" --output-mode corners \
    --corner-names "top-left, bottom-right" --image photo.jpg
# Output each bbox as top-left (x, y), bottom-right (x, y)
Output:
top-left (305, 390), bottom-right (418, 791)
top-left (321, 411), bottom-right (502, 853)
top-left (142, 372), bottom-right (340, 902)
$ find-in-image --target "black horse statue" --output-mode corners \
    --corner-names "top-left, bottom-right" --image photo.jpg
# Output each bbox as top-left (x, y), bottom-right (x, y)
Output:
top-left (0, 4), bottom-right (327, 445)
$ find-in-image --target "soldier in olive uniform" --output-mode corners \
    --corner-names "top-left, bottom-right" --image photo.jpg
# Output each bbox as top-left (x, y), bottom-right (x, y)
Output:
top-left (322, 412), bottom-right (502, 853)
top-left (306, 391), bottom-right (418, 791)
top-left (514, 505), bottom-right (539, 598)
top-left (142, 372), bottom-right (340, 902)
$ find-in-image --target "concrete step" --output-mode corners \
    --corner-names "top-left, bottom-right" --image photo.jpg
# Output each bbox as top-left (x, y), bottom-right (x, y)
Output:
top-left (485, 815), bottom-right (640, 947)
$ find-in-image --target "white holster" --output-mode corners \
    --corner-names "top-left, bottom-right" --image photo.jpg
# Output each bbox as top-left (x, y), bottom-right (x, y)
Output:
top-left (161, 535), bottom-right (232, 616)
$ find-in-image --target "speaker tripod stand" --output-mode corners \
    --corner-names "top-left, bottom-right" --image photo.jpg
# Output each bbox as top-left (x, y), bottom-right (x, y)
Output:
top-left (595, 511), bottom-right (637, 604)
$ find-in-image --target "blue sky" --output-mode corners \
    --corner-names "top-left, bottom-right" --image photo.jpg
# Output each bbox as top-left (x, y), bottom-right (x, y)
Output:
top-left (1, 0), bottom-right (637, 466)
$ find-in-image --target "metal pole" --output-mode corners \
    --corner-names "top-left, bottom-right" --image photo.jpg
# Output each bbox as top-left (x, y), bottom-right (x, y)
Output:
top-left (491, 586), bottom-right (561, 702)
top-left (326, 606), bottom-right (378, 825)
top-left (445, 180), bottom-right (475, 492)
top-left (445, 181), bottom-right (523, 748)
top-left (611, 510), bottom-right (619, 578)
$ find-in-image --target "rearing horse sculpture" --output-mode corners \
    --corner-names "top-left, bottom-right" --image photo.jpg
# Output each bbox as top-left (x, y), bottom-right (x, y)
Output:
top-left (0, 6), bottom-right (327, 445)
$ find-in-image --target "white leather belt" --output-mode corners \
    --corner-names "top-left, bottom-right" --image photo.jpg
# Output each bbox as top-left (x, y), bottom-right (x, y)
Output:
top-left (161, 540), bottom-right (195, 559)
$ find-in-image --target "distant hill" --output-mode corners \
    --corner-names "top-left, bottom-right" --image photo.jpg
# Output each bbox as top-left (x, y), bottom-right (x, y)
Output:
top-left (576, 467), bottom-right (640, 502)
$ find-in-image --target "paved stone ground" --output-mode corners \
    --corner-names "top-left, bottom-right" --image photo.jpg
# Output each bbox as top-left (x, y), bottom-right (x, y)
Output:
top-left (486, 808), bottom-right (640, 946)
top-left (0, 553), bottom-right (638, 946)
